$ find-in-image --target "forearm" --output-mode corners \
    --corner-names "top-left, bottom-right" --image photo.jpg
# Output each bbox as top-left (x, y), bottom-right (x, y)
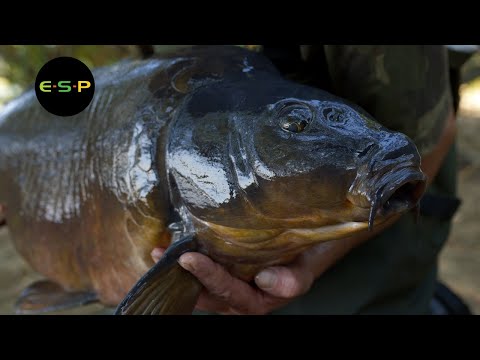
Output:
top-left (421, 109), bottom-right (457, 186)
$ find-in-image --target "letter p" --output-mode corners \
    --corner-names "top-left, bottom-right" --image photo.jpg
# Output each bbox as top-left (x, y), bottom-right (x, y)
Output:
top-left (77, 81), bottom-right (91, 92)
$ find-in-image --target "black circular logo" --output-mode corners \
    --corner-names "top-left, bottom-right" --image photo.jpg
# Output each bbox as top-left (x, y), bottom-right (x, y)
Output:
top-left (35, 57), bottom-right (95, 116)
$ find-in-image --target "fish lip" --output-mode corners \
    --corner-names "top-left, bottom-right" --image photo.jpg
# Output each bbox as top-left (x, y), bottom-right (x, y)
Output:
top-left (359, 164), bottom-right (426, 231)
top-left (374, 165), bottom-right (427, 216)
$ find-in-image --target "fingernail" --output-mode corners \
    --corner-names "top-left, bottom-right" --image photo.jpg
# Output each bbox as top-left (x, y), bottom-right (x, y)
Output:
top-left (151, 248), bottom-right (163, 262)
top-left (178, 254), bottom-right (195, 272)
top-left (255, 270), bottom-right (277, 290)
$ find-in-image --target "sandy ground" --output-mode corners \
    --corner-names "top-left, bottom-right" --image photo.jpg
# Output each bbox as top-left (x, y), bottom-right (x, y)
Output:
top-left (0, 101), bottom-right (479, 315)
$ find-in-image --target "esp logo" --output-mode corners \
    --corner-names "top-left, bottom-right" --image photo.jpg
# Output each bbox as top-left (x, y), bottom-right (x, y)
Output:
top-left (39, 80), bottom-right (92, 93)
top-left (35, 57), bottom-right (95, 116)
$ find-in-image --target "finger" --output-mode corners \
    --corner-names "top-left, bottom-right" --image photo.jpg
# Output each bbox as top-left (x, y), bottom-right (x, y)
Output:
top-left (295, 239), bottom-right (353, 278)
top-left (178, 252), bottom-right (280, 314)
top-left (254, 240), bottom-right (351, 298)
top-left (254, 265), bottom-right (315, 299)
top-left (150, 248), bottom-right (233, 314)
top-left (194, 289), bottom-right (284, 315)
top-left (152, 249), bottom-right (241, 314)
top-left (150, 247), bottom-right (166, 263)
top-left (194, 288), bottom-right (232, 314)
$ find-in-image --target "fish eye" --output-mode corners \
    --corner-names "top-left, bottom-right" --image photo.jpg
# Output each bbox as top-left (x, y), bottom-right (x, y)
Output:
top-left (278, 104), bottom-right (312, 133)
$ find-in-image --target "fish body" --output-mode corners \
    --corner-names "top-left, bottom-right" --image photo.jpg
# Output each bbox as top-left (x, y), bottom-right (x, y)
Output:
top-left (0, 46), bottom-right (426, 312)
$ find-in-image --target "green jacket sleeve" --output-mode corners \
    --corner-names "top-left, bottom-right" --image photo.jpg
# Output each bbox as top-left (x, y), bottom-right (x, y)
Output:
top-left (322, 45), bottom-right (453, 155)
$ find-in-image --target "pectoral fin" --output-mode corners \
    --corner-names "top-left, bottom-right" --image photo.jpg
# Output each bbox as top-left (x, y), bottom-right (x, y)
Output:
top-left (15, 280), bottom-right (98, 314)
top-left (115, 234), bottom-right (202, 315)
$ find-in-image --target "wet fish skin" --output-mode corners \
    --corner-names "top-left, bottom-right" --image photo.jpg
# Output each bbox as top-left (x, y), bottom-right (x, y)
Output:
top-left (0, 46), bottom-right (426, 307)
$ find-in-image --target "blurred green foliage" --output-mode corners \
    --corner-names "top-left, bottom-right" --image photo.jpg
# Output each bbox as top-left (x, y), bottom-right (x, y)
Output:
top-left (0, 45), bottom-right (141, 89)
top-left (0, 45), bottom-right (260, 107)
top-left (0, 45), bottom-right (143, 108)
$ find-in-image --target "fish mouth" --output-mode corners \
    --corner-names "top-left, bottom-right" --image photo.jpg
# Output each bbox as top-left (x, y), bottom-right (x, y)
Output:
top-left (367, 166), bottom-right (426, 230)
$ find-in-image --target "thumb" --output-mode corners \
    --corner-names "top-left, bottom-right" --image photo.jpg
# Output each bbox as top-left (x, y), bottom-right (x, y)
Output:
top-left (254, 266), bottom-right (314, 299)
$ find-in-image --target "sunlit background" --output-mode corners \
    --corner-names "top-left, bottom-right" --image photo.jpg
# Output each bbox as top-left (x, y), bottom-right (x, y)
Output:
top-left (0, 45), bottom-right (479, 314)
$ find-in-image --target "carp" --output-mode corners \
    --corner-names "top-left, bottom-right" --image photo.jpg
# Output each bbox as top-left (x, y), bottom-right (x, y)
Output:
top-left (0, 46), bottom-right (426, 315)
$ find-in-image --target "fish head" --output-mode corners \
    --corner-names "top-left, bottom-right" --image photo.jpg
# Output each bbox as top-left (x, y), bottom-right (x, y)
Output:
top-left (167, 80), bottom-right (426, 249)
top-left (241, 94), bottom-right (427, 231)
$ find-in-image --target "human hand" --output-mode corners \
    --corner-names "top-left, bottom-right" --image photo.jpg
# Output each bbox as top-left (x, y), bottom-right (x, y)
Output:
top-left (151, 235), bottom-right (365, 315)
top-left (148, 100), bottom-right (456, 316)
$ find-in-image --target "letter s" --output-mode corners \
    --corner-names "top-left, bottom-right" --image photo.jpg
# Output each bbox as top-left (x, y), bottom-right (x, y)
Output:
top-left (58, 81), bottom-right (71, 93)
